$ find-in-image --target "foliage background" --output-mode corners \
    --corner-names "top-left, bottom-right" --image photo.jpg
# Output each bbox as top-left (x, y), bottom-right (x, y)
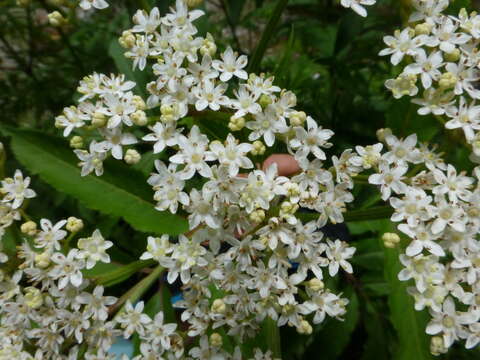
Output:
top-left (1, 0), bottom-right (480, 358)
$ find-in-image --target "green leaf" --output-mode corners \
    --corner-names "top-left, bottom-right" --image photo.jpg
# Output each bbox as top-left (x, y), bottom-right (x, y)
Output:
top-left (1, 127), bottom-right (188, 235)
top-left (248, 0), bottom-right (289, 74)
top-left (84, 259), bottom-right (156, 287)
top-left (384, 238), bottom-right (433, 360)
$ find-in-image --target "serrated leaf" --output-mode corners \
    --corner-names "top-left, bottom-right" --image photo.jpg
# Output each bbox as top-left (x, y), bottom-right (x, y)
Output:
top-left (2, 127), bottom-right (188, 235)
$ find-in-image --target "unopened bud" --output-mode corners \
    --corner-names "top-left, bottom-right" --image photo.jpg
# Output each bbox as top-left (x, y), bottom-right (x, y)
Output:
top-left (48, 11), bottom-right (66, 27)
top-left (132, 95), bottom-right (146, 110)
top-left (131, 110), bottom-right (148, 126)
top-left (200, 33), bottom-right (217, 57)
top-left (444, 48), bottom-right (460, 62)
top-left (415, 22), bottom-right (432, 35)
top-left (24, 287), bottom-right (43, 309)
top-left (211, 299), bottom-right (226, 314)
top-left (251, 140), bottom-right (266, 156)
top-left (119, 30), bottom-right (136, 49)
top-left (66, 217), bottom-right (84, 233)
top-left (307, 278), bottom-right (324, 292)
top-left (124, 149), bottom-right (141, 165)
top-left (209, 333), bottom-right (223, 347)
top-left (297, 319), bottom-right (313, 335)
top-left (290, 111), bottom-right (307, 127)
top-left (228, 116), bottom-right (245, 131)
top-left (376, 128), bottom-right (392, 142)
top-left (20, 221), bottom-right (37, 236)
top-left (92, 111), bottom-right (107, 127)
top-left (430, 336), bottom-right (447, 356)
top-left (382, 232), bottom-right (401, 248)
top-left (70, 136), bottom-right (84, 149)
top-left (259, 94), bottom-right (273, 109)
top-left (35, 251), bottom-right (51, 269)
top-left (249, 209), bottom-right (265, 223)
top-left (438, 72), bottom-right (457, 89)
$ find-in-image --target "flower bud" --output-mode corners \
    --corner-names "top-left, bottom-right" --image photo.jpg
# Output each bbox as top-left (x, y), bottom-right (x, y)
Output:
top-left (382, 232), bottom-right (400, 248)
top-left (438, 72), bottom-right (457, 89)
top-left (48, 11), bottom-right (66, 27)
top-left (200, 33), bottom-right (217, 57)
top-left (297, 319), bottom-right (313, 335)
top-left (131, 110), bottom-right (148, 126)
top-left (444, 48), bottom-right (460, 62)
top-left (66, 217), bottom-right (84, 233)
top-left (251, 140), bottom-right (266, 156)
top-left (70, 136), bottom-right (84, 149)
top-left (132, 95), bottom-right (146, 110)
top-left (290, 111), bottom-right (307, 127)
top-left (376, 128), bottom-right (392, 142)
top-left (430, 336), bottom-right (447, 356)
top-left (249, 209), bottom-right (265, 223)
top-left (92, 111), bottom-right (107, 128)
top-left (415, 22), bottom-right (432, 35)
top-left (211, 299), bottom-right (226, 314)
top-left (20, 221), bottom-right (37, 236)
top-left (124, 149), bottom-right (141, 165)
top-left (307, 278), bottom-right (324, 292)
top-left (35, 251), bottom-right (51, 269)
top-left (259, 94), bottom-right (273, 109)
top-left (24, 287), bottom-right (43, 309)
top-left (209, 333), bottom-right (223, 348)
top-left (228, 116), bottom-right (245, 131)
top-left (119, 30), bottom-right (136, 49)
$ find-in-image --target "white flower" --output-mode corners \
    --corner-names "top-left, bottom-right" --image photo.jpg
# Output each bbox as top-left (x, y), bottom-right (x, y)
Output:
top-left (143, 122), bottom-right (179, 154)
top-left (169, 125), bottom-right (215, 179)
top-left (192, 79), bottom-right (229, 111)
top-left (231, 84), bottom-right (262, 119)
top-left (351, 143), bottom-right (383, 169)
top-left (209, 134), bottom-right (253, 176)
top-left (74, 141), bottom-right (107, 177)
top-left (379, 28), bottom-right (426, 65)
top-left (300, 290), bottom-right (347, 324)
top-left (340, 0), bottom-right (376, 17)
top-left (143, 311), bottom-right (177, 349)
top-left (368, 161), bottom-right (408, 200)
top-left (162, 0), bottom-right (204, 28)
top-left (77, 229), bottom-right (113, 269)
top-left (49, 249), bottom-right (85, 289)
top-left (324, 239), bottom-right (355, 276)
top-left (390, 187), bottom-right (434, 227)
top-left (101, 92), bottom-right (137, 128)
top-left (431, 195), bottom-right (467, 234)
top-left (140, 235), bottom-right (173, 263)
top-left (132, 7), bottom-right (161, 34)
top-left (150, 162), bottom-right (190, 213)
top-left (431, 163), bottom-right (474, 203)
top-left (96, 128), bottom-right (138, 160)
top-left (426, 297), bottom-right (475, 348)
top-left (445, 97), bottom-right (480, 141)
top-left (165, 235), bottom-right (208, 284)
top-left (79, 0), bottom-right (109, 10)
top-left (246, 105), bottom-right (288, 147)
top-left (403, 50), bottom-right (443, 89)
top-left (187, 189), bottom-right (220, 229)
top-left (430, 18), bottom-right (471, 53)
top-left (77, 286), bottom-right (116, 321)
top-left (384, 133), bottom-right (422, 164)
top-left (35, 219), bottom-right (67, 251)
top-left (399, 223), bottom-right (444, 257)
top-left (125, 35), bottom-right (151, 71)
top-left (55, 106), bottom-right (88, 137)
top-left (289, 117), bottom-right (334, 166)
top-left (1, 170), bottom-right (36, 209)
top-left (116, 301), bottom-right (151, 338)
top-left (212, 47), bottom-right (248, 82)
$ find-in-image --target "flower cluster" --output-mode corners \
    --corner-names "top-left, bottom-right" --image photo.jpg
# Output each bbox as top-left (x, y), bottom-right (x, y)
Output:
top-left (52, 0), bottom-right (361, 357)
top-left (359, 130), bottom-right (480, 353)
top-left (380, 0), bottom-right (480, 156)
top-left (0, 169), bottom-right (35, 262)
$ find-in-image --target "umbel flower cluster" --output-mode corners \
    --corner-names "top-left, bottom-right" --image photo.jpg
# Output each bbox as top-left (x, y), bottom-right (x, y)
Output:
top-left (51, 0), bottom-right (361, 358)
top-left (2, 0), bottom-right (479, 358)
top-left (380, 0), bottom-right (480, 159)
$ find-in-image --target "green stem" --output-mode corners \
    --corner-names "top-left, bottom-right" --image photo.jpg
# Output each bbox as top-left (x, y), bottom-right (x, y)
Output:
top-left (296, 205), bottom-right (393, 223)
top-left (87, 259), bottom-right (156, 286)
top-left (248, 0), bottom-right (289, 74)
top-left (111, 264), bottom-right (164, 319)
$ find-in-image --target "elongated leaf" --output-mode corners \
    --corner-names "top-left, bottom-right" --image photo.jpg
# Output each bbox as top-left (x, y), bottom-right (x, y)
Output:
top-left (1, 127), bottom-right (188, 235)
top-left (384, 238), bottom-right (433, 360)
top-left (248, 0), bottom-right (289, 74)
top-left (85, 260), bottom-right (156, 287)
